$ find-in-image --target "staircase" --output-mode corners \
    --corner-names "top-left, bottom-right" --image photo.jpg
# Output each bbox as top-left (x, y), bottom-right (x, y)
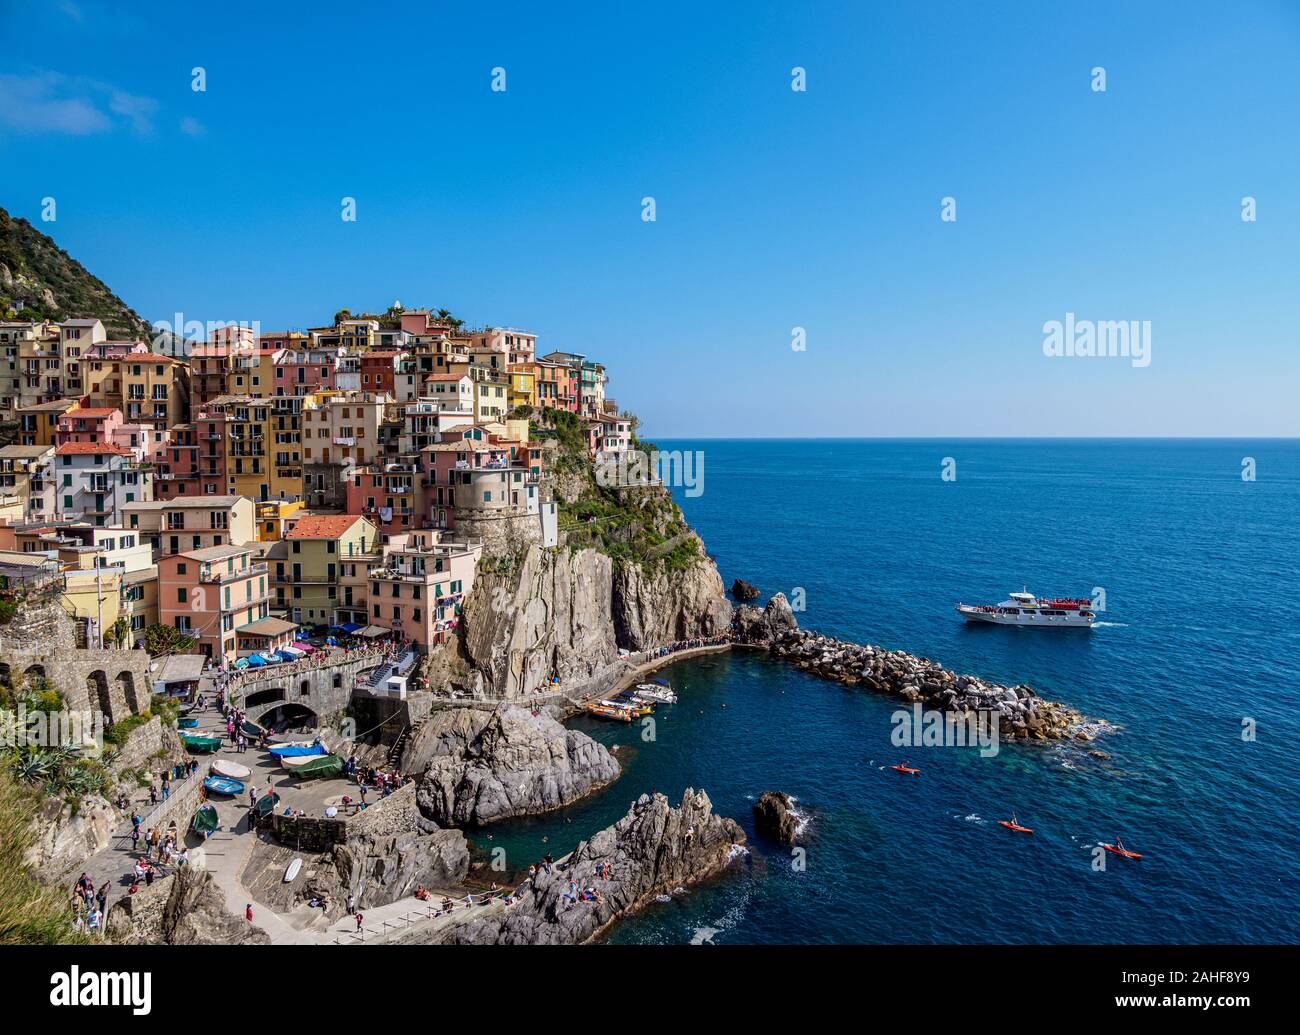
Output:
top-left (387, 718), bottom-right (424, 766)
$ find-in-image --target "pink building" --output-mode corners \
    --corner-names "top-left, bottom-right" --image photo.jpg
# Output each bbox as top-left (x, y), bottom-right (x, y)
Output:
top-left (273, 348), bottom-right (339, 397)
top-left (367, 529), bottom-right (481, 648)
top-left (55, 407), bottom-right (124, 446)
top-left (157, 543), bottom-right (288, 663)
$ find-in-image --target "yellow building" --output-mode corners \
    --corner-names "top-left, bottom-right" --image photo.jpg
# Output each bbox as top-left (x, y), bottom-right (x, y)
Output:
top-left (122, 567), bottom-right (159, 645)
top-left (507, 362), bottom-right (539, 411)
top-left (16, 399), bottom-right (77, 445)
top-left (225, 348), bottom-right (281, 397)
top-left (208, 395), bottom-right (303, 502)
top-left (60, 567), bottom-right (124, 648)
top-left (255, 498), bottom-right (307, 541)
top-left (275, 513), bottom-right (377, 627)
top-left (122, 495), bottom-right (256, 555)
top-left (85, 352), bottom-right (191, 433)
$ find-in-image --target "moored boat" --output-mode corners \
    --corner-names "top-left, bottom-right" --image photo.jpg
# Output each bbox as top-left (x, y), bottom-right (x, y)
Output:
top-left (634, 684), bottom-right (677, 704)
top-left (178, 717), bottom-right (199, 729)
top-left (191, 804), bottom-right (219, 837)
top-left (956, 590), bottom-right (1095, 628)
top-left (587, 703), bottom-right (634, 722)
top-left (288, 753), bottom-right (344, 780)
top-left (210, 759), bottom-right (252, 781)
top-left (267, 740), bottom-right (325, 758)
top-left (253, 792), bottom-right (280, 819)
top-left (203, 776), bottom-right (245, 796)
top-left (181, 733), bottom-right (223, 753)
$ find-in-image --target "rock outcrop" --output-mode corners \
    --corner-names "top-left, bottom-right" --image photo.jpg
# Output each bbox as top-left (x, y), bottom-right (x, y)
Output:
top-left (107, 867), bottom-right (270, 945)
top-left (325, 784), bottom-right (469, 907)
top-left (753, 790), bottom-right (802, 845)
top-left (733, 592), bottom-right (799, 644)
top-left (26, 794), bottom-right (119, 880)
top-left (730, 578), bottom-right (760, 601)
top-left (439, 789), bottom-right (746, 945)
top-left (413, 706), bottom-right (620, 826)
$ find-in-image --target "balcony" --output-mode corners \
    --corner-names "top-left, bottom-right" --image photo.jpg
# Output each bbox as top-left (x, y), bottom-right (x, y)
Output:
top-left (198, 562), bottom-right (268, 584)
top-left (333, 436), bottom-right (356, 447)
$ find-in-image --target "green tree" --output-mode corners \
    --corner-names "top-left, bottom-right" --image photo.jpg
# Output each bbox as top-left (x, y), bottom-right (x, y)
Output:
top-left (141, 624), bottom-right (196, 658)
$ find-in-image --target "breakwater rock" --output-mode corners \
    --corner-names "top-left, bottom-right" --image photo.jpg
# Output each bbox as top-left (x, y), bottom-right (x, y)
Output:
top-left (777, 630), bottom-right (1100, 741)
top-left (413, 705), bottom-right (621, 825)
top-left (735, 596), bottom-right (1106, 742)
top-left (438, 789), bottom-right (746, 945)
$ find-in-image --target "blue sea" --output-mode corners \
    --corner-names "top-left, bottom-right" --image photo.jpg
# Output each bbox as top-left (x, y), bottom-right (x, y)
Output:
top-left (480, 440), bottom-right (1300, 944)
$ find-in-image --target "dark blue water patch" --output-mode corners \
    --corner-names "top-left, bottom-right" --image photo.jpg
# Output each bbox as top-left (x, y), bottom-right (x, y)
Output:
top-left (486, 440), bottom-right (1300, 943)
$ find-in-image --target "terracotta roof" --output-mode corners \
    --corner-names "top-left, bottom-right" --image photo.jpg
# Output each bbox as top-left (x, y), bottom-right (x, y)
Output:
top-left (62, 407), bottom-right (119, 419)
top-left (285, 514), bottom-right (368, 539)
top-left (423, 373), bottom-right (467, 381)
top-left (361, 351), bottom-right (402, 360)
top-left (55, 442), bottom-right (133, 456)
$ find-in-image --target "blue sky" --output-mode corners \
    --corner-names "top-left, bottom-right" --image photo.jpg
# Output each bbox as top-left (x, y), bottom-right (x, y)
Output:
top-left (2, 0), bottom-right (1298, 437)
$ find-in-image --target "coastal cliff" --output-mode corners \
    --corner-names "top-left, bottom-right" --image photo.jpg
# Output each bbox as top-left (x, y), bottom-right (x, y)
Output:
top-left (431, 789), bottom-right (746, 945)
top-left (451, 540), bottom-right (730, 700)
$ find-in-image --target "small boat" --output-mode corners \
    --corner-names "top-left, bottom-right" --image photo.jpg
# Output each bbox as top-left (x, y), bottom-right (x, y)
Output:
top-left (587, 703), bottom-right (633, 722)
top-left (210, 759), bottom-right (252, 781)
top-left (289, 754), bottom-right (344, 780)
top-left (601, 696), bottom-right (651, 717)
top-left (891, 764), bottom-right (921, 775)
top-left (203, 776), bottom-right (245, 797)
top-left (178, 717), bottom-right (199, 729)
top-left (1102, 838), bottom-right (1143, 860)
top-left (181, 733), bottom-right (223, 754)
top-left (999, 813), bottom-right (1034, 834)
top-left (254, 792), bottom-right (280, 819)
top-left (267, 740), bottom-right (326, 759)
top-left (280, 754), bottom-right (319, 769)
top-left (191, 804), bottom-right (219, 837)
top-left (634, 684), bottom-right (678, 704)
top-left (241, 719), bottom-right (267, 740)
top-left (284, 857), bottom-right (303, 883)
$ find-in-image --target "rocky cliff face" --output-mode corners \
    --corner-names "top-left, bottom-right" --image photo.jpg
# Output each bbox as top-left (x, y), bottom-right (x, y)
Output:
top-left (612, 537), bottom-right (732, 650)
top-left (412, 706), bottom-right (620, 826)
top-left (439, 789), bottom-right (746, 945)
top-left (455, 542), bottom-right (731, 699)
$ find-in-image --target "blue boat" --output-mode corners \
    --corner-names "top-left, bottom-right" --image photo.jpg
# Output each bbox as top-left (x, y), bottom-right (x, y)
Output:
top-left (178, 717), bottom-right (199, 729)
top-left (203, 776), bottom-right (245, 796)
top-left (268, 740), bottom-right (325, 759)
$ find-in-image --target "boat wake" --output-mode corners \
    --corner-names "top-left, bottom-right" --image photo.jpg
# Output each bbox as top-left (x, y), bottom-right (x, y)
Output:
top-left (959, 813), bottom-right (985, 824)
top-left (1091, 621), bottom-right (1128, 628)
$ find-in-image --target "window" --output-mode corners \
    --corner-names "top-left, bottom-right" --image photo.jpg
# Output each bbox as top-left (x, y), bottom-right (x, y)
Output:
top-left (177, 588), bottom-right (188, 603)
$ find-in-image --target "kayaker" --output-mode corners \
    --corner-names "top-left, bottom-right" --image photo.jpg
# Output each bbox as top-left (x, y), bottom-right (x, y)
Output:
top-left (246, 903), bottom-right (254, 923)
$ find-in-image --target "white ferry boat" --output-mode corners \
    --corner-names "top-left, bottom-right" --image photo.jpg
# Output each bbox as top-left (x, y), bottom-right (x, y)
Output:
top-left (955, 590), bottom-right (1095, 628)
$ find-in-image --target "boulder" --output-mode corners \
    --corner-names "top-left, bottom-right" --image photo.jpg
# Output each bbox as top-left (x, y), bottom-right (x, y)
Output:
top-left (730, 579), bottom-right (760, 601)
top-left (752, 790), bottom-right (801, 845)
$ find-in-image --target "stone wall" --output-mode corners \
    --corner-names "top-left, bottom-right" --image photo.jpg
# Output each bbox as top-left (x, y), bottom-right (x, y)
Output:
top-left (260, 812), bottom-right (348, 851)
top-left (0, 600), bottom-right (153, 726)
top-left (230, 655), bottom-right (368, 727)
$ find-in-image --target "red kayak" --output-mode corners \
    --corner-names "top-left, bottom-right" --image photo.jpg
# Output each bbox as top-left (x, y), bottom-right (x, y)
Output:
top-left (891, 764), bottom-right (920, 775)
top-left (1102, 839), bottom-right (1142, 860)
top-left (999, 815), bottom-right (1033, 834)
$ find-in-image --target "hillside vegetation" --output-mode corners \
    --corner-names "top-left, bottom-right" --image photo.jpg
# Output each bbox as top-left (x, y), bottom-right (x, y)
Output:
top-left (0, 204), bottom-right (149, 337)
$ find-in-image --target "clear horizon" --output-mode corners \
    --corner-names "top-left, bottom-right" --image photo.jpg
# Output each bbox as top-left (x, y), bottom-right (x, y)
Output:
top-left (2, 0), bottom-right (1298, 437)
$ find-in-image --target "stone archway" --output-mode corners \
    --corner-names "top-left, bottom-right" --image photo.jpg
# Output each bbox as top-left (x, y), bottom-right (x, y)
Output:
top-left (87, 670), bottom-right (113, 724)
top-left (0, 662), bottom-right (11, 689)
top-left (23, 664), bottom-right (47, 691)
top-left (116, 670), bottom-right (141, 715)
top-left (256, 702), bottom-right (318, 734)
top-left (244, 686), bottom-right (287, 709)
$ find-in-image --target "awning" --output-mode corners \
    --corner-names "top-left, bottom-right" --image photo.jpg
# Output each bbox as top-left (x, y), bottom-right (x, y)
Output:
top-left (238, 617), bottom-right (299, 638)
top-left (355, 625), bottom-right (392, 638)
top-left (338, 622), bottom-right (363, 633)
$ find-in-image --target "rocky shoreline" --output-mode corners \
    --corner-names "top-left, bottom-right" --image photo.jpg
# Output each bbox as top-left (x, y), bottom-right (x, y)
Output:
top-left (427, 789), bottom-right (746, 945)
top-left (735, 594), bottom-right (1109, 742)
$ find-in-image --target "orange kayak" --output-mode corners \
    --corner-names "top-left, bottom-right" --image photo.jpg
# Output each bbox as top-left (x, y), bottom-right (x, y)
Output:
top-left (891, 765), bottom-right (920, 775)
top-left (1102, 843), bottom-right (1142, 859)
top-left (999, 821), bottom-right (1034, 833)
